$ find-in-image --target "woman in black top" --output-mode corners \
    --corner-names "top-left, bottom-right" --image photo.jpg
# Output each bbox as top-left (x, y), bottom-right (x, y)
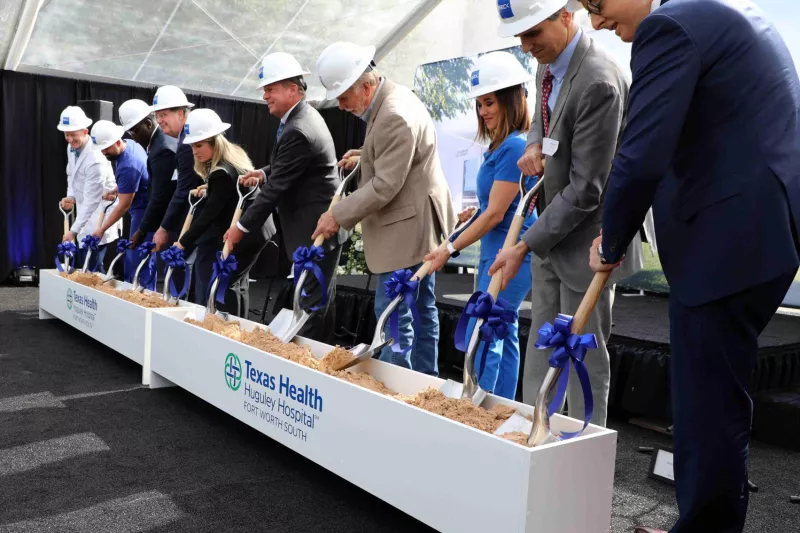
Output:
top-left (175, 109), bottom-right (274, 309)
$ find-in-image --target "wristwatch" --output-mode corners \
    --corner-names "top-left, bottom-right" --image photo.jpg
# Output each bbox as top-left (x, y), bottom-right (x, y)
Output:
top-left (598, 242), bottom-right (610, 265)
top-left (446, 241), bottom-right (460, 258)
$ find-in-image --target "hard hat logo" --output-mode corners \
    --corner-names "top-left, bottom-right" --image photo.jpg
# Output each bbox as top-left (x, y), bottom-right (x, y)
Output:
top-left (184, 124), bottom-right (190, 136)
top-left (153, 96), bottom-right (159, 105)
top-left (91, 136), bottom-right (97, 144)
top-left (259, 66), bottom-right (264, 80)
top-left (471, 71), bottom-right (480, 87)
top-left (63, 117), bottom-right (70, 125)
top-left (497, 0), bottom-right (514, 19)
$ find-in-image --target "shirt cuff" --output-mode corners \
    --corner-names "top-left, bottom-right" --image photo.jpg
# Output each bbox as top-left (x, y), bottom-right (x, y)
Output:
top-left (236, 221), bottom-right (249, 233)
top-left (259, 169), bottom-right (266, 182)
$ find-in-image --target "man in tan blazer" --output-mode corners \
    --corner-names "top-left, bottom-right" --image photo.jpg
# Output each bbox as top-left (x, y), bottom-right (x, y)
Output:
top-left (313, 41), bottom-right (457, 376)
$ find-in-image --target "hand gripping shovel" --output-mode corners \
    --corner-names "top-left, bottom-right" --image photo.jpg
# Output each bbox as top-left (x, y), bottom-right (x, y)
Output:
top-left (269, 160), bottom-right (361, 342)
top-left (440, 170), bottom-right (546, 405)
top-left (160, 190), bottom-right (206, 299)
top-left (331, 208), bottom-right (481, 372)
top-left (205, 182), bottom-right (258, 319)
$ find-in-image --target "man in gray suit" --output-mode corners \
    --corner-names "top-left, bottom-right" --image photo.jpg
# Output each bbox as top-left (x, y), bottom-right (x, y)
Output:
top-left (225, 52), bottom-right (346, 342)
top-left (489, 0), bottom-right (643, 427)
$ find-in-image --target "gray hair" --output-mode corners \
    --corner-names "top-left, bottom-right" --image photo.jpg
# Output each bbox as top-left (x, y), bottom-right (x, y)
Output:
top-left (281, 75), bottom-right (307, 97)
top-left (354, 68), bottom-right (380, 89)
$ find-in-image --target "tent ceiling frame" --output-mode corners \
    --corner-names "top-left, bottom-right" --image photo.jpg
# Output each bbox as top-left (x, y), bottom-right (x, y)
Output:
top-left (3, 0), bottom-right (45, 71)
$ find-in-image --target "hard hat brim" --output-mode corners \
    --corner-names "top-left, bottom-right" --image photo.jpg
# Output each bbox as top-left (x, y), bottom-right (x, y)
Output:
top-left (324, 45), bottom-right (377, 100)
top-left (467, 74), bottom-right (535, 99)
top-left (57, 118), bottom-right (93, 132)
top-left (120, 111), bottom-right (151, 132)
top-left (149, 101), bottom-right (196, 114)
top-left (497, 12), bottom-right (553, 38)
top-left (183, 122), bottom-right (231, 145)
top-left (257, 69), bottom-right (311, 89)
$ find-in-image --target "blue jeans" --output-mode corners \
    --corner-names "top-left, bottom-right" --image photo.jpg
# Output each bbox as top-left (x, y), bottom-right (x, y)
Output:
top-left (374, 264), bottom-right (439, 376)
top-left (465, 256), bottom-right (531, 399)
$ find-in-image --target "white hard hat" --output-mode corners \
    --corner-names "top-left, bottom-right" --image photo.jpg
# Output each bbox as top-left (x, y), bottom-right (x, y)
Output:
top-left (57, 106), bottom-right (93, 132)
top-left (90, 120), bottom-right (125, 150)
top-left (150, 85), bottom-right (195, 113)
top-left (257, 52), bottom-right (310, 89)
top-left (182, 109), bottom-right (230, 144)
top-left (468, 51), bottom-right (534, 99)
top-left (316, 41), bottom-right (376, 100)
top-left (119, 99), bottom-right (151, 131)
top-left (565, 0), bottom-right (584, 12)
top-left (496, 0), bottom-right (570, 38)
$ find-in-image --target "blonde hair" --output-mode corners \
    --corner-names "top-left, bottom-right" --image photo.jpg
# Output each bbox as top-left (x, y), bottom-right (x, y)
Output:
top-left (193, 134), bottom-right (254, 180)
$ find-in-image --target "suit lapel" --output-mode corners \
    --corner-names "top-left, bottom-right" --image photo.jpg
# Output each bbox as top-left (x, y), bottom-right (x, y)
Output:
top-left (365, 79), bottom-right (393, 139)
top-left (548, 32), bottom-right (591, 136)
top-left (73, 143), bottom-right (92, 175)
top-left (270, 100), bottom-right (306, 165)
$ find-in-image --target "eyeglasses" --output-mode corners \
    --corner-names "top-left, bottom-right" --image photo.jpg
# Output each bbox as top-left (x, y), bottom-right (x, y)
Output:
top-left (586, 0), bottom-right (603, 16)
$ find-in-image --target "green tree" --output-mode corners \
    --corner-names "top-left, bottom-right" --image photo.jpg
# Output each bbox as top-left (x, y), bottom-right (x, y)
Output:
top-left (414, 45), bottom-right (535, 122)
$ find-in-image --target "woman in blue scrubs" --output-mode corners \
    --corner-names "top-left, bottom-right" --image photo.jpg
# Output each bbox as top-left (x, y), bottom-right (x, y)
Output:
top-left (425, 51), bottom-right (537, 400)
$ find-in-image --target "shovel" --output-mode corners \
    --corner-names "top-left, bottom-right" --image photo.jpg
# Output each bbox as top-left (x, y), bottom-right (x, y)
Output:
top-left (524, 270), bottom-right (612, 447)
top-left (331, 208), bottom-right (481, 372)
top-left (59, 203), bottom-right (73, 238)
top-left (205, 182), bottom-right (258, 319)
top-left (269, 160), bottom-right (361, 342)
top-left (81, 195), bottom-right (118, 273)
top-left (439, 170), bottom-right (545, 405)
top-left (161, 190), bottom-right (206, 299)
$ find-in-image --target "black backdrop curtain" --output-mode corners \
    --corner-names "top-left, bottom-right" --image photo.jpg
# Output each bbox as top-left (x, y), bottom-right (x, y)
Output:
top-left (0, 69), bottom-right (365, 282)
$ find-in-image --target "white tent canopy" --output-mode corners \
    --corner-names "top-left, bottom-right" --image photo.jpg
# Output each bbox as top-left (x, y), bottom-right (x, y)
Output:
top-left (0, 0), bottom-right (582, 104)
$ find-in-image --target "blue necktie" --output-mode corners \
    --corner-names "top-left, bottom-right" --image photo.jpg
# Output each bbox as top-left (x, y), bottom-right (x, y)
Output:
top-left (276, 122), bottom-right (284, 141)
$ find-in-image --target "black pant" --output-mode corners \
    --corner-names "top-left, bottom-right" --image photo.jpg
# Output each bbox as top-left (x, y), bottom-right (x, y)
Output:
top-left (216, 231), bottom-right (272, 318)
top-left (295, 243), bottom-right (342, 345)
top-left (669, 269), bottom-right (796, 533)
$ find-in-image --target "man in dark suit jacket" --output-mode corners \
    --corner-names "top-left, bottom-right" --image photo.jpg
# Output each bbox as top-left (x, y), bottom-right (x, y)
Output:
top-left (584, 1), bottom-right (800, 531)
top-left (124, 105), bottom-right (177, 247)
top-left (225, 52), bottom-right (346, 342)
top-left (147, 85), bottom-right (204, 252)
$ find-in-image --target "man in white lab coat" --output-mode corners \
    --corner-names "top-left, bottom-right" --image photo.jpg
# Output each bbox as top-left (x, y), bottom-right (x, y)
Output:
top-left (58, 106), bottom-right (120, 272)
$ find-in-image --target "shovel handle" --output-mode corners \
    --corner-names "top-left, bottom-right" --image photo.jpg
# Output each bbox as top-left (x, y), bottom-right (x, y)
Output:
top-left (571, 270), bottom-right (611, 334)
top-left (179, 213), bottom-right (194, 240)
top-left (312, 193), bottom-right (345, 248)
top-left (221, 207), bottom-right (246, 259)
top-left (63, 218), bottom-right (70, 236)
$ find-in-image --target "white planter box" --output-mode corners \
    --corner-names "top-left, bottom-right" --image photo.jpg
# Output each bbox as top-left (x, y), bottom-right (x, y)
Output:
top-left (150, 307), bottom-right (617, 533)
top-left (38, 269), bottom-right (198, 386)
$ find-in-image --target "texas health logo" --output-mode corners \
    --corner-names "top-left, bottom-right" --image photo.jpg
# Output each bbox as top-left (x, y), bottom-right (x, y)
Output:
top-left (66, 288), bottom-right (73, 309)
top-left (225, 353), bottom-right (242, 391)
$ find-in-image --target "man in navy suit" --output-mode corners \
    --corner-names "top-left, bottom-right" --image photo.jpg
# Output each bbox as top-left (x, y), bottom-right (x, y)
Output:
top-left (581, 1), bottom-right (800, 531)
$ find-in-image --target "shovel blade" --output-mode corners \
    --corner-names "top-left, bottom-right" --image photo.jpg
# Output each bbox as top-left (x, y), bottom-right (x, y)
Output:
top-left (268, 308), bottom-right (311, 343)
top-left (439, 379), bottom-right (464, 399)
top-left (493, 413), bottom-right (532, 436)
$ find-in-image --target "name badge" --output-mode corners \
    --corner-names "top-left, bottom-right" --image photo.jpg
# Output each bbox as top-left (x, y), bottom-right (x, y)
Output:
top-left (542, 137), bottom-right (559, 156)
top-left (171, 169), bottom-right (178, 181)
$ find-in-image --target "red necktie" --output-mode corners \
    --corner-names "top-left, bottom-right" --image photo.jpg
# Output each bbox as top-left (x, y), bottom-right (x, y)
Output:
top-left (541, 67), bottom-right (554, 137)
top-left (527, 67), bottom-right (554, 217)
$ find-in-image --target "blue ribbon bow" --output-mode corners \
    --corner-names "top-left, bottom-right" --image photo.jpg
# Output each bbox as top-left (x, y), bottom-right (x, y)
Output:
top-left (455, 291), bottom-right (517, 380)
top-left (55, 242), bottom-right (77, 272)
top-left (116, 239), bottom-right (130, 254)
top-left (383, 269), bottom-right (420, 354)
top-left (291, 245), bottom-right (327, 312)
top-left (160, 246), bottom-right (190, 299)
top-left (80, 235), bottom-right (101, 272)
top-left (209, 252), bottom-right (238, 304)
top-left (534, 313), bottom-right (598, 439)
top-left (135, 242), bottom-right (158, 291)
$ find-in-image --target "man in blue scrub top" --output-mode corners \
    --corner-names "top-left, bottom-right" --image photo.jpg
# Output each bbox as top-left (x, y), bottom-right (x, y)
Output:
top-left (91, 120), bottom-right (149, 280)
